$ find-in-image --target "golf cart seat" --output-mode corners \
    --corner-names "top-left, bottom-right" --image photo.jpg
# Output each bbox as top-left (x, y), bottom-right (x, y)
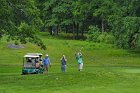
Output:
top-left (24, 62), bottom-right (35, 68)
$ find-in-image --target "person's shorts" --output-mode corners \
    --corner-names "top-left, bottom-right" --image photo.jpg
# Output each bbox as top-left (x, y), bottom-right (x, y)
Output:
top-left (78, 63), bottom-right (83, 69)
top-left (44, 65), bottom-right (49, 68)
top-left (61, 65), bottom-right (66, 69)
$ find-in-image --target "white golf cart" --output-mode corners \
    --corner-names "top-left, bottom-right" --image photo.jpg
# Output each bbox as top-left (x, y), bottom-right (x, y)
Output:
top-left (22, 53), bottom-right (44, 74)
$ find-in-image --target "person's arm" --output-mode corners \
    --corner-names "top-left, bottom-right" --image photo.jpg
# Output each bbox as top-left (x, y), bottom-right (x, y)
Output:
top-left (49, 58), bottom-right (51, 67)
top-left (79, 52), bottom-right (82, 56)
top-left (75, 55), bottom-right (78, 60)
top-left (43, 59), bottom-right (45, 64)
top-left (65, 59), bottom-right (67, 65)
top-left (65, 58), bottom-right (67, 62)
top-left (60, 57), bottom-right (62, 61)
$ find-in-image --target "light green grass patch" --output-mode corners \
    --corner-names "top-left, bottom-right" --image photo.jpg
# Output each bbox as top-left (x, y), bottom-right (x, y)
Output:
top-left (114, 67), bottom-right (140, 73)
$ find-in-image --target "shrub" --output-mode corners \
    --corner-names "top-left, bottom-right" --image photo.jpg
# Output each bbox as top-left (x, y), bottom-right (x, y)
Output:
top-left (97, 32), bottom-right (115, 44)
top-left (87, 25), bottom-right (101, 42)
top-left (87, 25), bottom-right (115, 44)
top-left (111, 17), bottom-right (140, 49)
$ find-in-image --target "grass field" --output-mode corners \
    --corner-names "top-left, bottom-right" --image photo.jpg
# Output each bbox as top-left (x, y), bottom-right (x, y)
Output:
top-left (0, 32), bottom-right (140, 93)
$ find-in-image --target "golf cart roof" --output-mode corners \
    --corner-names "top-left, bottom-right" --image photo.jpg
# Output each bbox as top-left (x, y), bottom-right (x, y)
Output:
top-left (26, 53), bottom-right (43, 56)
top-left (24, 55), bottom-right (39, 58)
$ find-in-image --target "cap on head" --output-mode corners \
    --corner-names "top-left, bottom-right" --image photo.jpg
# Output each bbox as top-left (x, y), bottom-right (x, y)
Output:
top-left (46, 54), bottom-right (49, 57)
top-left (63, 55), bottom-right (65, 57)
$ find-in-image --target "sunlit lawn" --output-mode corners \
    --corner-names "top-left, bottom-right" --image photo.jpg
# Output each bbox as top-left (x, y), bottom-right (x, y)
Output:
top-left (0, 33), bottom-right (140, 93)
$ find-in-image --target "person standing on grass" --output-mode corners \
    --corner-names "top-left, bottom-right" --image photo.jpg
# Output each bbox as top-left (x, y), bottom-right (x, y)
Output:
top-left (60, 55), bottom-right (67, 72)
top-left (75, 50), bottom-right (83, 71)
top-left (43, 54), bottom-right (51, 73)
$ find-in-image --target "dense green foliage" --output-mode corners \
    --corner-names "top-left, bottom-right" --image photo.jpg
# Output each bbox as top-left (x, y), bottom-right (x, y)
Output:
top-left (0, 0), bottom-right (45, 49)
top-left (0, 0), bottom-right (140, 49)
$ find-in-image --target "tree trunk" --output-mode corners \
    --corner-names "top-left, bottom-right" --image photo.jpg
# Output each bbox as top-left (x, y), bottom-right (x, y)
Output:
top-left (56, 25), bottom-right (59, 35)
top-left (81, 21), bottom-right (84, 39)
top-left (73, 22), bottom-right (75, 39)
top-left (129, 32), bottom-right (139, 48)
top-left (101, 18), bottom-right (104, 33)
top-left (65, 25), bottom-right (68, 33)
top-left (76, 23), bottom-right (79, 38)
top-left (49, 26), bottom-right (52, 35)
top-left (59, 26), bottom-right (61, 33)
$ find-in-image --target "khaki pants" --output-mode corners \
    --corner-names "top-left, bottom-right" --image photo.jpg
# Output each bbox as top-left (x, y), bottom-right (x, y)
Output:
top-left (78, 63), bottom-right (83, 71)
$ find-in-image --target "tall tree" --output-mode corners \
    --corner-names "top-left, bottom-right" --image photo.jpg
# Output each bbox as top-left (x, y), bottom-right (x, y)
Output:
top-left (0, 0), bottom-right (46, 49)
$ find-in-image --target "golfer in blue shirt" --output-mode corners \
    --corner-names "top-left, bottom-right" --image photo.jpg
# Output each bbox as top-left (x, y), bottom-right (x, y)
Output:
top-left (43, 54), bottom-right (51, 73)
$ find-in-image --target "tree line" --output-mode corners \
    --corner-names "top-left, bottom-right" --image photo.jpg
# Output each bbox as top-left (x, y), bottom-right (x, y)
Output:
top-left (0, 0), bottom-right (140, 49)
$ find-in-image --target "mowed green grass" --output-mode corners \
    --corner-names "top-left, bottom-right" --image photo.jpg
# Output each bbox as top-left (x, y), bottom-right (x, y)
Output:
top-left (0, 32), bottom-right (140, 93)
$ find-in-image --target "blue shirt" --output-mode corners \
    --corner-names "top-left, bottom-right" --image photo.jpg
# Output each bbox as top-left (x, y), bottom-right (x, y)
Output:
top-left (43, 57), bottom-right (50, 66)
top-left (61, 58), bottom-right (66, 65)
